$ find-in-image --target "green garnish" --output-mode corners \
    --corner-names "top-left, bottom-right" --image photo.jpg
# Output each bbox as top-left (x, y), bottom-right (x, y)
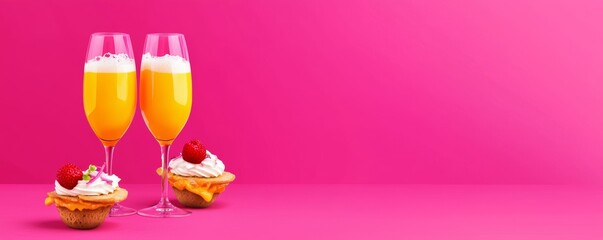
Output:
top-left (83, 164), bottom-right (97, 181)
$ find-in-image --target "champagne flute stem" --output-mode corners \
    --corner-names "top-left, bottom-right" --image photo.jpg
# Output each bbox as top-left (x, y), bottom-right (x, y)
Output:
top-left (104, 146), bottom-right (114, 175)
top-left (160, 144), bottom-right (171, 204)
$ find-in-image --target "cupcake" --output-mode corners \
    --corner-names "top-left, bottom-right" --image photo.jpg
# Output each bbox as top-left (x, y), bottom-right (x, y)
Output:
top-left (159, 140), bottom-right (235, 208)
top-left (44, 163), bottom-right (127, 229)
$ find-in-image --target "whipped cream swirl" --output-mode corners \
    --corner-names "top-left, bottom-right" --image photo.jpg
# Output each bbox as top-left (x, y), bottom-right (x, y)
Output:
top-left (169, 150), bottom-right (225, 177)
top-left (55, 171), bottom-right (121, 196)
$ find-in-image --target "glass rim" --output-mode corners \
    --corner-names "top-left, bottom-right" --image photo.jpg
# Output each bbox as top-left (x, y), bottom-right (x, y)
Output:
top-left (146, 33), bottom-right (184, 37)
top-left (91, 32), bottom-right (130, 37)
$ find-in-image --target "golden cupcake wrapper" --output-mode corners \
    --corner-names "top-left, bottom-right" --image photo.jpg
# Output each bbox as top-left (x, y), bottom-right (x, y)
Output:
top-left (56, 205), bottom-right (112, 229)
top-left (172, 187), bottom-right (219, 208)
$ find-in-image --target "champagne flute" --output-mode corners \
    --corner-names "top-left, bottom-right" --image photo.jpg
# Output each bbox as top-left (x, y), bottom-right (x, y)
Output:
top-left (137, 33), bottom-right (192, 217)
top-left (83, 32), bottom-right (137, 216)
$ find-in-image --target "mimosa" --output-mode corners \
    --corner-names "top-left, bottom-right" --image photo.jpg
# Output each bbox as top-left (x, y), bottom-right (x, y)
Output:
top-left (83, 33), bottom-right (138, 216)
top-left (137, 33), bottom-right (192, 217)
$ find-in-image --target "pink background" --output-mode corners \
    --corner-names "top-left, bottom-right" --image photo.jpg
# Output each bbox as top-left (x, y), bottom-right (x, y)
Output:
top-left (1, 0), bottom-right (603, 184)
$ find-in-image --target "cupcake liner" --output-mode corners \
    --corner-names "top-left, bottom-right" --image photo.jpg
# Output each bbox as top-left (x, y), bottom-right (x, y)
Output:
top-left (172, 187), bottom-right (219, 208)
top-left (56, 205), bottom-right (112, 229)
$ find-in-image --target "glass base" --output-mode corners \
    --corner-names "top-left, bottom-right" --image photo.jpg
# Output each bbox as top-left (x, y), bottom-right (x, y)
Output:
top-left (109, 203), bottom-right (137, 217)
top-left (137, 200), bottom-right (191, 218)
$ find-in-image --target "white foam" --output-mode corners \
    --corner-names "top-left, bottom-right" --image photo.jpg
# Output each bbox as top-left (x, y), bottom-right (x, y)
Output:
top-left (141, 53), bottom-right (191, 73)
top-left (84, 53), bottom-right (135, 73)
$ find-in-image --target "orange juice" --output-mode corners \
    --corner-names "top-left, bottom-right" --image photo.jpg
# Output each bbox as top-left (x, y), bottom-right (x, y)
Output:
top-left (140, 55), bottom-right (192, 146)
top-left (83, 60), bottom-right (137, 147)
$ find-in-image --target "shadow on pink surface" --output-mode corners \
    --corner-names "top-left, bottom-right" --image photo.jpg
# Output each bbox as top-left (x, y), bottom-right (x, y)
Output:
top-left (29, 219), bottom-right (71, 230)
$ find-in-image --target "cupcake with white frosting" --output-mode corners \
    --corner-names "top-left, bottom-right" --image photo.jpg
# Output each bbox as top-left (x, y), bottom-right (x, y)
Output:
top-left (159, 140), bottom-right (235, 208)
top-left (45, 163), bottom-right (127, 229)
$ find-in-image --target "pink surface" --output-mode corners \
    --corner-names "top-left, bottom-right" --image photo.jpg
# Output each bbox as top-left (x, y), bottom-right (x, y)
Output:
top-left (2, 184), bottom-right (603, 239)
top-left (2, 1), bottom-right (603, 184)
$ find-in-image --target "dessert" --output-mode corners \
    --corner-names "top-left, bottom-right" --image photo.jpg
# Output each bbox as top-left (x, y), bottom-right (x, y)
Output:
top-left (159, 140), bottom-right (235, 208)
top-left (45, 163), bottom-right (127, 229)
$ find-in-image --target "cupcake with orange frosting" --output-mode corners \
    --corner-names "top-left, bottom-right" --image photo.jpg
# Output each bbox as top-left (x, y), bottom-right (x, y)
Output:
top-left (45, 163), bottom-right (127, 229)
top-left (159, 140), bottom-right (235, 208)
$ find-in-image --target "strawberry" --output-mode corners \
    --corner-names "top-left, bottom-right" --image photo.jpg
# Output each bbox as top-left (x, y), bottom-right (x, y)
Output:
top-left (182, 139), bottom-right (207, 164)
top-left (56, 163), bottom-right (83, 190)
